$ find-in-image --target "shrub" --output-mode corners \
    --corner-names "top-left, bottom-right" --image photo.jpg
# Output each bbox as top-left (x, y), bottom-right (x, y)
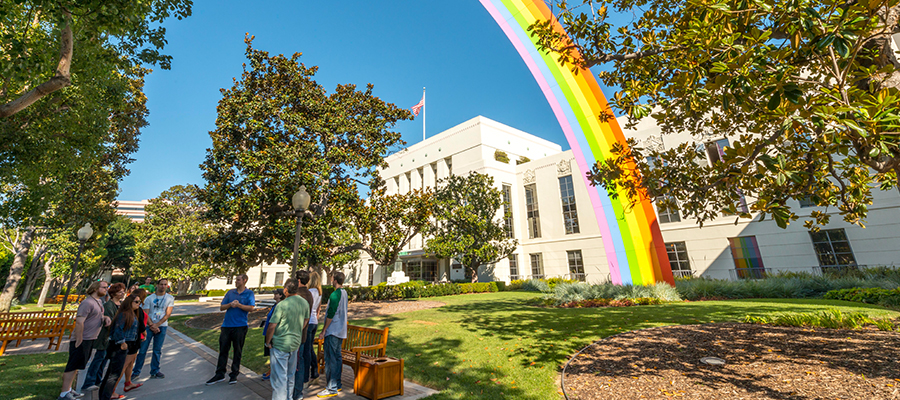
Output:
top-left (744, 309), bottom-right (894, 331)
top-left (824, 287), bottom-right (900, 309)
top-left (205, 289), bottom-right (227, 296)
top-left (494, 150), bottom-right (510, 163)
top-left (543, 282), bottom-right (680, 306)
top-left (507, 279), bottom-right (526, 291)
top-left (521, 279), bottom-right (550, 293)
top-left (495, 281), bottom-right (507, 292)
top-left (675, 274), bottom-right (900, 301)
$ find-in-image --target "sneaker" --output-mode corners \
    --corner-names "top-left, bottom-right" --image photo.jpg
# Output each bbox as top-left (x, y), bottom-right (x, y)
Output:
top-left (261, 372), bottom-right (270, 381)
top-left (83, 385), bottom-right (99, 392)
top-left (57, 392), bottom-right (77, 400)
top-left (206, 375), bottom-right (226, 385)
top-left (71, 391), bottom-right (85, 399)
top-left (130, 374), bottom-right (139, 381)
top-left (229, 376), bottom-right (238, 385)
top-left (152, 372), bottom-right (166, 379)
top-left (316, 389), bottom-right (338, 398)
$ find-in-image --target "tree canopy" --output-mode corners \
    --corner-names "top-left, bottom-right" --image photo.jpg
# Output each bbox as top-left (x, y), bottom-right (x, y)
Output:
top-left (532, 0), bottom-right (900, 229)
top-left (426, 172), bottom-right (517, 283)
top-left (200, 36), bottom-right (416, 273)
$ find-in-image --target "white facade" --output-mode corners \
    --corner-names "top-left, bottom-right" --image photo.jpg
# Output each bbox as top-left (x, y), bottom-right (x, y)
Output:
top-left (205, 262), bottom-right (292, 291)
top-left (342, 115), bottom-right (900, 285)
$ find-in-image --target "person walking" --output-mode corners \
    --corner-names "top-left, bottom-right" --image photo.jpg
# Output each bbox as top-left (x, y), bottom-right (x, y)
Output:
top-left (302, 270), bottom-right (323, 387)
top-left (265, 278), bottom-right (309, 400)
top-left (261, 288), bottom-right (285, 381)
top-left (81, 283), bottom-right (126, 393)
top-left (99, 294), bottom-right (144, 400)
top-left (58, 281), bottom-right (110, 400)
top-left (132, 278), bottom-right (174, 380)
top-left (292, 270), bottom-right (314, 399)
top-left (316, 272), bottom-right (348, 398)
top-left (207, 274), bottom-right (255, 385)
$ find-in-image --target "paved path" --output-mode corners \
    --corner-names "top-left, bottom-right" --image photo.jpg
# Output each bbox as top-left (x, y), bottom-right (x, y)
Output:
top-left (172, 294), bottom-right (275, 316)
top-left (64, 327), bottom-right (437, 400)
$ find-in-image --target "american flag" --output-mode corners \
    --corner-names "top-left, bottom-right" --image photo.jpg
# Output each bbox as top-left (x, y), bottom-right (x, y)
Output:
top-left (411, 95), bottom-right (424, 117)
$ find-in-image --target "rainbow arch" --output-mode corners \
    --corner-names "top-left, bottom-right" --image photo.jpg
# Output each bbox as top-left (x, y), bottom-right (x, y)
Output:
top-left (479, 0), bottom-right (674, 286)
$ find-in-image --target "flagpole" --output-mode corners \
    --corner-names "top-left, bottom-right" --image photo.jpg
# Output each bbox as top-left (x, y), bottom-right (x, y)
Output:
top-left (422, 87), bottom-right (426, 141)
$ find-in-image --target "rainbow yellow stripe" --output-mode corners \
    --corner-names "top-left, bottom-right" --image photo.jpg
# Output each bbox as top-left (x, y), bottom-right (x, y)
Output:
top-left (480, 0), bottom-right (674, 285)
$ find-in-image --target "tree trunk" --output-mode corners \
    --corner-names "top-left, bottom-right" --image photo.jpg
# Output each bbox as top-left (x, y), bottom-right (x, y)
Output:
top-left (20, 246), bottom-right (50, 303)
top-left (0, 227), bottom-right (35, 312)
top-left (36, 255), bottom-right (55, 307)
top-left (469, 264), bottom-right (479, 283)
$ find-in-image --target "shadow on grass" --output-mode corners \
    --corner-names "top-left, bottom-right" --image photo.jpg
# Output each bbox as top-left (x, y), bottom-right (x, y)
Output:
top-left (0, 352), bottom-right (68, 400)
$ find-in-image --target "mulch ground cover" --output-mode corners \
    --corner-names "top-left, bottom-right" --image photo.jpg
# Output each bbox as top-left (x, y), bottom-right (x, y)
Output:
top-left (563, 323), bottom-right (900, 399)
top-left (185, 299), bottom-right (445, 330)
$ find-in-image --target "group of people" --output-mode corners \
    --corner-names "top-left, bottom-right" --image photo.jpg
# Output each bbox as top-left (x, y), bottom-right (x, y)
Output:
top-left (57, 270), bottom-right (349, 400)
top-left (58, 277), bottom-right (175, 400)
top-left (209, 270), bottom-right (348, 399)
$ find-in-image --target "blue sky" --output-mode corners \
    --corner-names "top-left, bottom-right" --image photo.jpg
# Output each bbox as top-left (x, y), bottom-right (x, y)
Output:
top-left (120, 0), bottom-right (615, 200)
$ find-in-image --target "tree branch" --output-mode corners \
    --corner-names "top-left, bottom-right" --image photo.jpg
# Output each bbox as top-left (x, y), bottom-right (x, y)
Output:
top-left (0, 10), bottom-right (73, 118)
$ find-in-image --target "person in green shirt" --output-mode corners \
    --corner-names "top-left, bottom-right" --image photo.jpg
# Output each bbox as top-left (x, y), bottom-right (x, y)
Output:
top-left (265, 278), bottom-right (309, 400)
top-left (137, 277), bottom-right (155, 293)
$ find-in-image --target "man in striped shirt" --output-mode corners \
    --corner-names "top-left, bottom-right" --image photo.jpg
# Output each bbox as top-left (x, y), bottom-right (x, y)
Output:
top-left (316, 272), bottom-right (347, 398)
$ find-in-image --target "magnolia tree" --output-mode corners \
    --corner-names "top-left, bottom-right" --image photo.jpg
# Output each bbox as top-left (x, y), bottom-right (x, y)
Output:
top-left (427, 173), bottom-right (517, 283)
top-left (532, 0), bottom-right (900, 229)
top-left (201, 37), bottom-right (431, 278)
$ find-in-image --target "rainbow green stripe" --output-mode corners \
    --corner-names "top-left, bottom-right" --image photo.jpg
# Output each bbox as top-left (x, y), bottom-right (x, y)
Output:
top-left (480, 0), bottom-right (674, 285)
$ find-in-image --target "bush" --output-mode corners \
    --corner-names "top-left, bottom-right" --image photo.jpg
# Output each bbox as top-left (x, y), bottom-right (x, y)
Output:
top-left (507, 279), bottom-right (526, 291)
top-left (522, 279), bottom-right (550, 292)
top-left (824, 287), bottom-right (900, 309)
top-left (205, 289), bottom-right (227, 296)
top-left (675, 274), bottom-right (900, 301)
top-left (495, 281), bottom-right (507, 292)
top-left (744, 308), bottom-right (896, 331)
top-left (543, 282), bottom-right (680, 306)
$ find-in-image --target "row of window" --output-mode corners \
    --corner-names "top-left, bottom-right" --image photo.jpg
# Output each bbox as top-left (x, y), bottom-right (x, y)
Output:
top-left (391, 158), bottom-right (452, 193)
top-left (665, 228), bottom-right (857, 279)
top-left (508, 250), bottom-right (585, 281)
top-left (516, 175), bottom-right (581, 240)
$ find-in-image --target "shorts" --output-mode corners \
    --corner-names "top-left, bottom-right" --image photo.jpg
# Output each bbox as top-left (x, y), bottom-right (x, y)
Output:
top-left (127, 340), bottom-right (140, 355)
top-left (64, 340), bottom-right (95, 372)
top-left (264, 344), bottom-right (270, 357)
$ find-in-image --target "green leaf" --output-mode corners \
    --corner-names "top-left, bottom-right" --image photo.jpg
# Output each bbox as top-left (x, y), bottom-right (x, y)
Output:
top-left (767, 91), bottom-right (782, 110)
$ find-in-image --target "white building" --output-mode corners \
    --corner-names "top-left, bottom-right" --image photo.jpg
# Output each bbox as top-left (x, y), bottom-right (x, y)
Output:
top-left (113, 200), bottom-right (150, 222)
top-left (340, 115), bottom-right (900, 286)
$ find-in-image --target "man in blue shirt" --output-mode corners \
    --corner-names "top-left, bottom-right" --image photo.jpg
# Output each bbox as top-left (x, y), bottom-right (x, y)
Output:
top-left (207, 273), bottom-right (255, 385)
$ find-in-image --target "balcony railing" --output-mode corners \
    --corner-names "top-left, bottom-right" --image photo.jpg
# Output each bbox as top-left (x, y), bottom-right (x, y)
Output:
top-left (730, 267), bottom-right (767, 280)
top-left (567, 273), bottom-right (586, 282)
top-left (509, 275), bottom-right (522, 281)
top-left (530, 274), bottom-right (545, 280)
top-left (672, 270), bottom-right (695, 279)
top-left (814, 264), bottom-right (864, 277)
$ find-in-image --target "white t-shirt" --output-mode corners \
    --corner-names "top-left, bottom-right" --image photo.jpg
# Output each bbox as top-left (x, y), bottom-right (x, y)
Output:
top-left (143, 293), bottom-right (175, 327)
top-left (309, 288), bottom-right (322, 325)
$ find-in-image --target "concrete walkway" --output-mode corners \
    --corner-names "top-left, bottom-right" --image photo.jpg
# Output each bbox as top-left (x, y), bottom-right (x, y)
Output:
top-left (69, 327), bottom-right (437, 400)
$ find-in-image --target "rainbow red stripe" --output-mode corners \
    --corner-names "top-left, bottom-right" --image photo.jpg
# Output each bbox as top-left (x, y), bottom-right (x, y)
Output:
top-left (480, 0), bottom-right (674, 285)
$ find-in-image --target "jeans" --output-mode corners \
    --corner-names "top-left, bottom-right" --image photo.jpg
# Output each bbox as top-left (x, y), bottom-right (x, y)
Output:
top-left (292, 340), bottom-right (307, 400)
top-left (133, 326), bottom-right (167, 377)
top-left (301, 323), bottom-right (318, 384)
top-left (270, 347), bottom-right (298, 400)
top-left (100, 347), bottom-right (127, 400)
top-left (216, 326), bottom-right (248, 378)
top-left (323, 335), bottom-right (343, 391)
top-left (82, 348), bottom-right (108, 390)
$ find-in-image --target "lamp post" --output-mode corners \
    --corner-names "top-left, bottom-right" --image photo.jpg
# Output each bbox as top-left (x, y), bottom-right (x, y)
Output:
top-left (290, 186), bottom-right (311, 276)
top-left (59, 223), bottom-right (93, 313)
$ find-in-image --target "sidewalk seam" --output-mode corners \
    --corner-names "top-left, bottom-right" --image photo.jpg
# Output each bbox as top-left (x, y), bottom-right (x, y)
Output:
top-left (166, 327), bottom-right (270, 398)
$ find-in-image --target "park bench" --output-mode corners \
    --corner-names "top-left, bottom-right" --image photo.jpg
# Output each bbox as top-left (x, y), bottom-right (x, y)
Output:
top-left (316, 324), bottom-right (390, 392)
top-left (0, 316), bottom-right (69, 355)
top-left (0, 310), bottom-right (77, 347)
top-left (51, 294), bottom-right (85, 304)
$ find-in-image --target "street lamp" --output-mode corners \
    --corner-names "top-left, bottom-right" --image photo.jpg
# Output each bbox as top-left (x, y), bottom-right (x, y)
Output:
top-left (290, 186), bottom-right (311, 276)
top-left (59, 223), bottom-right (93, 313)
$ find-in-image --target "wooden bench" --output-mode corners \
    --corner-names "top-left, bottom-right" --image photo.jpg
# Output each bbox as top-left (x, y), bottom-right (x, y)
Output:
top-left (316, 325), bottom-right (390, 392)
top-left (0, 316), bottom-right (69, 355)
top-left (50, 295), bottom-right (85, 304)
top-left (0, 311), bottom-right (77, 345)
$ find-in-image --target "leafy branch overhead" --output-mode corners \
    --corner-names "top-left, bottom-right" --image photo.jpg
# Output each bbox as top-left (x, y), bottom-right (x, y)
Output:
top-left (532, 0), bottom-right (900, 229)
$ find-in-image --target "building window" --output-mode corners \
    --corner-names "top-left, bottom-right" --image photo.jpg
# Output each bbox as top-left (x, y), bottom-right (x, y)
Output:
top-left (227, 275), bottom-right (233, 284)
top-left (445, 157), bottom-right (452, 176)
top-left (728, 236), bottom-right (766, 279)
top-left (529, 253), bottom-right (544, 279)
top-left (274, 272), bottom-right (284, 286)
top-left (405, 172), bottom-right (411, 193)
top-left (431, 162), bottom-right (438, 187)
top-left (558, 175), bottom-right (580, 234)
top-left (509, 254), bottom-right (520, 280)
top-left (417, 167), bottom-right (424, 190)
top-left (707, 138), bottom-right (748, 214)
top-left (525, 184), bottom-right (541, 238)
top-left (502, 184), bottom-right (514, 238)
top-left (260, 272), bottom-right (268, 285)
top-left (799, 196), bottom-right (815, 208)
top-left (368, 264), bottom-right (374, 286)
top-left (566, 250), bottom-right (585, 281)
top-left (403, 260), bottom-right (438, 282)
top-left (393, 176), bottom-right (400, 193)
top-left (810, 229), bottom-right (857, 267)
top-left (665, 242), bottom-right (692, 278)
top-left (656, 196), bottom-right (681, 223)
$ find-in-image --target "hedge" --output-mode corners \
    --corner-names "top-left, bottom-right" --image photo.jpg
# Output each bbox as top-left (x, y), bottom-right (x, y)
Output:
top-left (824, 287), bottom-right (900, 309)
top-left (321, 281), bottom-right (499, 302)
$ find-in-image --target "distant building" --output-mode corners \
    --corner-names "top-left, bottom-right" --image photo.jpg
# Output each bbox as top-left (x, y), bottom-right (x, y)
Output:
top-left (113, 200), bottom-right (150, 222)
top-left (336, 115), bottom-right (900, 286)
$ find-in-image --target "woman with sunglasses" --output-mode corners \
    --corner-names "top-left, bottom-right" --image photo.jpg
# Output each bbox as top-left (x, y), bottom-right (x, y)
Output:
top-left (99, 294), bottom-right (143, 400)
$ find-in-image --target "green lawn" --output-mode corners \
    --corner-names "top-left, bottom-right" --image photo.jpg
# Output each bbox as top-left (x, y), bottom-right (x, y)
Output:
top-left (0, 352), bottom-right (68, 400)
top-left (170, 292), bottom-right (900, 400)
top-left (10, 303), bottom-right (76, 312)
